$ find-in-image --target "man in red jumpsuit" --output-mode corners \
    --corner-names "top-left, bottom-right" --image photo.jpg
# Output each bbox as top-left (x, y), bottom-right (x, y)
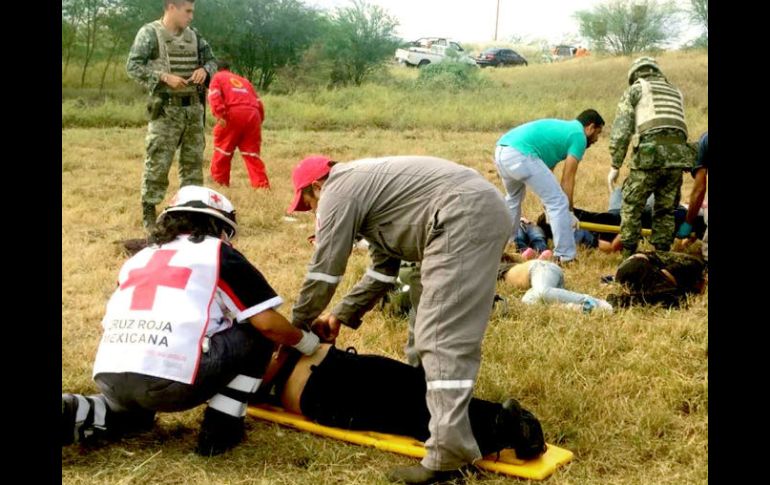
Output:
top-left (207, 58), bottom-right (269, 189)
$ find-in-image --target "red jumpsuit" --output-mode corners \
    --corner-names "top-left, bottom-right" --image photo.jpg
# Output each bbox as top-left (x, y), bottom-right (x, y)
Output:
top-left (208, 70), bottom-right (268, 188)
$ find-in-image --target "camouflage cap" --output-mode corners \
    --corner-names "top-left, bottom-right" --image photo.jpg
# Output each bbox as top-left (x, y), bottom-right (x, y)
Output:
top-left (627, 57), bottom-right (661, 85)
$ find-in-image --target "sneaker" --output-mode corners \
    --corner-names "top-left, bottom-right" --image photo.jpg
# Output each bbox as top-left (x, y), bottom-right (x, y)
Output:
top-left (195, 407), bottom-right (245, 456)
top-left (582, 298), bottom-right (598, 313)
top-left (538, 249), bottom-right (553, 261)
top-left (386, 464), bottom-right (470, 484)
top-left (521, 248), bottom-right (537, 260)
top-left (593, 298), bottom-right (614, 313)
top-left (582, 297), bottom-right (614, 314)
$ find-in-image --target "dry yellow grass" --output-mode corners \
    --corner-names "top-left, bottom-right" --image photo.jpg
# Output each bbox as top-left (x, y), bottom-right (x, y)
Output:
top-left (63, 121), bottom-right (707, 484)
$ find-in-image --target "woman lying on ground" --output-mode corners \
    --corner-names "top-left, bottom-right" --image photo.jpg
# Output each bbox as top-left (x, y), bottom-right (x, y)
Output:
top-left (382, 253), bottom-right (613, 317)
top-left (256, 343), bottom-right (548, 461)
top-left (498, 253), bottom-right (613, 313)
top-left (606, 251), bottom-right (707, 308)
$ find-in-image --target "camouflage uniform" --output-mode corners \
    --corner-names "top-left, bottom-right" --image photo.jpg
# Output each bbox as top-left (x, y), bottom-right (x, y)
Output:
top-left (126, 20), bottom-right (217, 229)
top-left (609, 58), bottom-right (696, 256)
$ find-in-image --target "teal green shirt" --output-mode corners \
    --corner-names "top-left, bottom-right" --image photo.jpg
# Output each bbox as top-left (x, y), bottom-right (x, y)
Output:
top-left (497, 119), bottom-right (587, 169)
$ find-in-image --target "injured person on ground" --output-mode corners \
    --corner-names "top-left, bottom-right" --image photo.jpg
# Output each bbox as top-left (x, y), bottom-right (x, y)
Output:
top-left (255, 343), bottom-right (548, 461)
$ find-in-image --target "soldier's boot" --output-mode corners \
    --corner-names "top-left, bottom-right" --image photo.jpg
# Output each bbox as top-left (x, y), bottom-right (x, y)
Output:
top-left (142, 203), bottom-right (157, 232)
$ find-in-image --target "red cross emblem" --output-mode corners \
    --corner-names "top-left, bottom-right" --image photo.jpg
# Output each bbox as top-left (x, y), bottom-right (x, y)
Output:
top-left (210, 193), bottom-right (222, 205)
top-left (120, 250), bottom-right (192, 310)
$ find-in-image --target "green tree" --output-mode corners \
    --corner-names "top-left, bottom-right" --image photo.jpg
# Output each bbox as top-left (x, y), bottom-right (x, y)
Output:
top-left (574, 0), bottom-right (680, 55)
top-left (62, 0), bottom-right (85, 77)
top-left (324, 0), bottom-right (400, 86)
top-left (688, 0), bottom-right (707, 47)
top-left (77, 0), bottom-right (109, 87)
top-left (195, 0), bottom-right (323, 91)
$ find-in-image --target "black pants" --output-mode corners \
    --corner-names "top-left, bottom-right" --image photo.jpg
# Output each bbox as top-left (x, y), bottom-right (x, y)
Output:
top-left (572, 208), bottom-right (706, 241)
top-left (299, 346), bottom-right (510, 456)
top-left (94, 324), bottom-right (273, 430)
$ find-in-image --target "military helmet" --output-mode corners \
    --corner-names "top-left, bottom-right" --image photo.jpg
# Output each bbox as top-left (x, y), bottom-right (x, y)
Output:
top-left (627, 56), bottom-right (661, 85)
top-left (159, 185), bottom-right (238, 239)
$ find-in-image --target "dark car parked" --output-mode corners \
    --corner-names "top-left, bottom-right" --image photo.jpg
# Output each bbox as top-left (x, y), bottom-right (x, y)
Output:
top-left (476, 48), bottom-right (528, 67)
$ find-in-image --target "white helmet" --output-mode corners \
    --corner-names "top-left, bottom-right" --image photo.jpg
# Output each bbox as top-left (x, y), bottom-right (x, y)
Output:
top-left (159, 185), bottom-right (238, 238)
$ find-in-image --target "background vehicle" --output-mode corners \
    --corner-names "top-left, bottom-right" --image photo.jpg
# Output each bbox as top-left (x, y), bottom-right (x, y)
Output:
top-left (552, 45), bottom-right (577, 61)
top-left (475, 47), bottom-right (528, 67)
top-left (395, 37), bottom-right (476, 68)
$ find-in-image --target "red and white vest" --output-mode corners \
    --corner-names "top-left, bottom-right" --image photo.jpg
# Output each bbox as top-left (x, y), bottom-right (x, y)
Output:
top-left (93, 237), bottom-right (221, 384)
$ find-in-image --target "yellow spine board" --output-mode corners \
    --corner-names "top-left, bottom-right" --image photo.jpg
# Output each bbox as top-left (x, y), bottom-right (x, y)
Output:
top-left (248, 404), bottom-right (574, 480)
top-left (577, 221), bottom-right (652, 237)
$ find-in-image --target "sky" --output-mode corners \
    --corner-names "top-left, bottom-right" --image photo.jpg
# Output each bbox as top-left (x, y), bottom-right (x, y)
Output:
top-left (306, 0), bottom-right (703, 47)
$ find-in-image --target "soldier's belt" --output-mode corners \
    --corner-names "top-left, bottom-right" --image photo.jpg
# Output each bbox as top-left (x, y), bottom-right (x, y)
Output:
top-left (160, 93), bottom-right (200, 107)
top-left (640, 134), bottom-right (685, 145)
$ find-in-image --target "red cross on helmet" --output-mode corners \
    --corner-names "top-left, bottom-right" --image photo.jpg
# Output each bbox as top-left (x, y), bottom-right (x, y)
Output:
top-left (159, 185), bottom-right (238, 238)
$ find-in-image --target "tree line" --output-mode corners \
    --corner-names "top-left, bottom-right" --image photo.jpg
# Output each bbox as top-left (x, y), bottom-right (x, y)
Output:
top-left (62, 0), bottom-right (400, 91)
top-left (62, 0), bottom-right (708, 92)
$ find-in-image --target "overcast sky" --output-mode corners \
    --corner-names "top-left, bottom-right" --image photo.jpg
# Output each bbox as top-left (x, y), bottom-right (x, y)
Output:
top-left (306, 0), bottom-right (702, 46)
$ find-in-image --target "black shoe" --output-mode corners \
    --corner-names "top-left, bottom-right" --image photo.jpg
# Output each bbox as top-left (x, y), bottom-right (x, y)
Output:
top-left (497, 398), bottom-right (547, 460)
top-left (61, 394), bottom-right (79, 446)
top-left (195, 408), bottom-right (245, 456)
top-left (386, 464), bottom-right (468, 485)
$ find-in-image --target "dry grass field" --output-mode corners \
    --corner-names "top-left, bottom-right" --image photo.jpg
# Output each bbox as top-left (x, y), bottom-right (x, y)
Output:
top-left (62, 52), bottom-right (707, 485)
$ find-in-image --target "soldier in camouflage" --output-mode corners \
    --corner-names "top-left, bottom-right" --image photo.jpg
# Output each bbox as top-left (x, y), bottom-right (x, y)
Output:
top-left (608, 57), bottom-right (696, 257)
top-left (126, 0), bottom-right (217, 231)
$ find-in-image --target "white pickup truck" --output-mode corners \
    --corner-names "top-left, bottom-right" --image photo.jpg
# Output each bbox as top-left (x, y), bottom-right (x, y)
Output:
top-left (395, 37), bottom-right (477, 68)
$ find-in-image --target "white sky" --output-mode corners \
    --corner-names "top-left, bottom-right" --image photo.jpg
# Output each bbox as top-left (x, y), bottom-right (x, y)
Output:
top-left (306, 0), bottom-right (703, 46)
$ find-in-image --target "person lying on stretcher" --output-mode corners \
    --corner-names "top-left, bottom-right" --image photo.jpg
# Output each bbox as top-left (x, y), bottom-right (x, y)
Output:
top-left (255, 343), bottom-right (548, 461)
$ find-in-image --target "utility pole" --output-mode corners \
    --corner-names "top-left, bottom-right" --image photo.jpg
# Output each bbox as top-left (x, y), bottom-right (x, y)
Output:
top-left (494, 0), bottom-right (501, 40)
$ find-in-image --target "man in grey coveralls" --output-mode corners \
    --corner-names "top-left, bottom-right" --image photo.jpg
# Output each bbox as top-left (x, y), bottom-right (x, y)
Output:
top-left (286, 155), bottom-right (512, 484)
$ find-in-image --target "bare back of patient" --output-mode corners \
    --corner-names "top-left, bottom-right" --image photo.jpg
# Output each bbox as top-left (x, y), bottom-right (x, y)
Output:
top-left (278, 344), bottom-right (332, 413)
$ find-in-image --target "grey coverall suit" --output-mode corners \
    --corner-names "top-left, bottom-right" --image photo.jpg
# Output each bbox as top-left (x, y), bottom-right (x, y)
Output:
top-left (291, 156), bottom-right (512, 470)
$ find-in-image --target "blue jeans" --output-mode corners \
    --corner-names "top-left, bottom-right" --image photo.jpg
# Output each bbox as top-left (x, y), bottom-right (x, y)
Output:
top-left (494, 146), bottom-right (577, 261)
top-left (608, 187), bottom-right (623, 215)
top-left (513, 220), bottom-right (549, 252)
top-left (574, 229), bottom-right (598, 248)
top-left (521, 261), bottom-right (594, 306)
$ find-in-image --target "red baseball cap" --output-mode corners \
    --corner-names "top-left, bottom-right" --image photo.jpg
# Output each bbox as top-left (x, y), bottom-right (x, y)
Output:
top-left (287, 155), bottom-right (334, 213)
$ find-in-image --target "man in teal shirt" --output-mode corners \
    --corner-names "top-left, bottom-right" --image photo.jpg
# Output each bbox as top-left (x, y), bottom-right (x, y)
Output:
top-left (494, 109), bottom-right (604, 263)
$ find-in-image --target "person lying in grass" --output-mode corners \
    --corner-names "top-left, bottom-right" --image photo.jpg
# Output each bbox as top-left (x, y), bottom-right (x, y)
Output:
top-left (256, 343), bottom-right (548, 463)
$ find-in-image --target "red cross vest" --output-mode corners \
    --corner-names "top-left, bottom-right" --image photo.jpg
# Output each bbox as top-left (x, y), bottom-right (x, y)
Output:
top-left (93, 236), bottom-right (221, 384)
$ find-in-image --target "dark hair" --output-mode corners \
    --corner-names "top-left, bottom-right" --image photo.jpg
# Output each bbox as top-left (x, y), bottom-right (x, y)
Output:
top-left (607, 253), bottom-right (703, 308)
top-left (535, 213), bottom-right (553, 240)
top-left (576, 109), bottom-right (605, 127)
top-left (165, 0), bottom-right (193, 9)
top-left (149, 211), bottom-right (229, 246)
